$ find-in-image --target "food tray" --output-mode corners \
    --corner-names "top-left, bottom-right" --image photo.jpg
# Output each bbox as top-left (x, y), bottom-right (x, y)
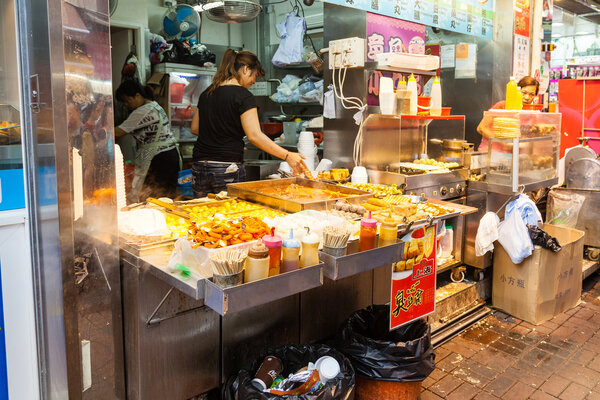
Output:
top-left (227, 178), bottom-right (372, 213)
top-left (320, 240), bottom-right (405, 280)
top-left (204, 262), bottom-right (324, 315)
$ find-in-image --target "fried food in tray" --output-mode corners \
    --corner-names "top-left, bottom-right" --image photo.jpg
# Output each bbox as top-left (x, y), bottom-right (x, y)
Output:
top-left (359, 196), bottom-right (455, 224)
top-left (341, 182), bottom-right (402, 197)
top-left (187, 216), bottom-right (270, 249)
top-left (259, 183), bottom-right (350, 201)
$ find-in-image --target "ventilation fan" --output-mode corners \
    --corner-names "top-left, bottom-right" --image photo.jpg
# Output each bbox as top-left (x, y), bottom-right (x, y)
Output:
top-left (162, 4), bottom-right (202, 39)
top-left (195, 0), bottom-right (262, 24)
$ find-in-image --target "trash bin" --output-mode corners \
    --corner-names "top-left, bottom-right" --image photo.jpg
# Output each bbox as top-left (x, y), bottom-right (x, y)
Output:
top-left (336, 305), bottom-right (435, 400)
top-left (222, 344), bottom-right (355, 400)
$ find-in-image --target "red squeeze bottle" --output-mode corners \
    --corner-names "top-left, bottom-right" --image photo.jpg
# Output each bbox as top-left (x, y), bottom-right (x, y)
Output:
top-left (262, 227), bottom-right (282, 276)
top-left (359, 211), bottom-right (378, 252)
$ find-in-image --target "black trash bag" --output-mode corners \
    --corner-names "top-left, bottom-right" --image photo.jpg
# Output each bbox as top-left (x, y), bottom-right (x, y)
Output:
top-left (222, 344), bottom-right (355, 400)
top-left (528, 224), bottom-right (562, 252)
top-left (336, 305), bottom-right (435, 382)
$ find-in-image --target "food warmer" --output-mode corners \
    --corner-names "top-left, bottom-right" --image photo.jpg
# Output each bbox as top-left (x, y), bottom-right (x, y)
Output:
top-left (360, 113), bottom-right (469, 201)
top-left (464, 111), bottom-right (562, 269)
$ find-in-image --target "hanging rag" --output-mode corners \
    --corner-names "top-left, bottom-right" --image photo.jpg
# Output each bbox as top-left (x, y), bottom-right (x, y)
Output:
top-left (475, 212), bottom-right (500, 256)
top-left (505, 194), bottom-right (543, 227)
top-left (272, 12), bottom-right (306, 66)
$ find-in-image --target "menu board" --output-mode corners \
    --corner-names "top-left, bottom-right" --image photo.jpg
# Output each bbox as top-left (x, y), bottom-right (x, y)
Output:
top-left (390, 224), bottom-right (437, 330)
top-left (322, 0), bottom-right (494, 39)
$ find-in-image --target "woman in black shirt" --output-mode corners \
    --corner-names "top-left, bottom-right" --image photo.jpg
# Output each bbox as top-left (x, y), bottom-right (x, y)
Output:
top-left (191, 49), bottom-right (307, 197)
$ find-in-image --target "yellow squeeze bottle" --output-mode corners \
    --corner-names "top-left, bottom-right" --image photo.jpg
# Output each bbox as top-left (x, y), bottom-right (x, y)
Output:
top-left (516, 87), bottom-right (523, 110)
top-left (506, 76), bottom-right (519, 110)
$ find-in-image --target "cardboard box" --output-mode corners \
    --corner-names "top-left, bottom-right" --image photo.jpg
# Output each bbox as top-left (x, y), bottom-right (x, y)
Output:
top-left (492, 224), bottom-right (584, 325)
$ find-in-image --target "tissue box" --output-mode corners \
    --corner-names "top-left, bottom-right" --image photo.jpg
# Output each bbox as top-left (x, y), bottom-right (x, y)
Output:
top-left (375, 53), bottom-right (440, 71)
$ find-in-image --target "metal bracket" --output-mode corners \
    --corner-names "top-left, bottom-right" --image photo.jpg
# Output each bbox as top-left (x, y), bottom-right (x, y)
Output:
top-left (146, 287), bottom-right (174, 326)
top-left (30, 75), bottom-right (41, 113)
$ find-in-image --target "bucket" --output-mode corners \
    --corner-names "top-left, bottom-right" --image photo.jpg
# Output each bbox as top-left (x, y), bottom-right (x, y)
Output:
top-left (417, 97), bottom-right (432, 114)
top-left (355, 377), bottom-right (421, 400)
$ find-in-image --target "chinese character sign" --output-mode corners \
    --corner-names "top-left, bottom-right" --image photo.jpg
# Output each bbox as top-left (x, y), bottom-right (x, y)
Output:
top-left (390, 224), bottom-right (437, 330)
top-left (322, 0), bottom-right (494, 39)
top-left (366, 13), bottom-right (425, 105)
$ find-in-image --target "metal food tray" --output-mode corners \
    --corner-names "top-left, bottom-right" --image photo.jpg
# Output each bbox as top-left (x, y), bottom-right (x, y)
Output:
top-left (227, 178), bottom-right (372, 213)
top-left (204, 262), bottom-right (324, 315)
top-left (320, 240), bottom-right (405, 280)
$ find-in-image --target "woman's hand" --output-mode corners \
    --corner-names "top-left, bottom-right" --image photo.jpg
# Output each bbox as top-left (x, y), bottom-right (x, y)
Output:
top-left (285, 152), bottom-right (307, 174)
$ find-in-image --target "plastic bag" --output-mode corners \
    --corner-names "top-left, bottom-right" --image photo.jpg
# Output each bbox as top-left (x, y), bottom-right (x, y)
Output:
top-left (272, 12), bottom-right (306, 66)
top-left (323, 85), bottom-right (336, 119)
top-left (546, 190), bottom-right (586, 228)
top-left (177, 169), bottom-right (193, 197)
top-left (497, 209), bottom-right (534, 264)
top-left (528, 225), bottom-right (562, 252)
top-left (505, 194), bottom-right (542, 226)
top-left (222, 344), bottom-right (354, 400)
top-left (335, 305), bottom-right (435, 382)
top-left (475, 212), bottom-right (500, 256)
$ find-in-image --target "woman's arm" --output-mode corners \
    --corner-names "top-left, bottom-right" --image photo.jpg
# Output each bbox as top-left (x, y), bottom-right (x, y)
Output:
top-left (241, 108), bottom-right (307, 173)
top-left (476, 115), bottom-right (494, 139)
top-left (191, 109), bottom-right (199, 136)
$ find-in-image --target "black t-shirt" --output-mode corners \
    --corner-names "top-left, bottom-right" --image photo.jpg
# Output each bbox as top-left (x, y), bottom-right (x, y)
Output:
top-left (193, 85), bottom-right (257, 162)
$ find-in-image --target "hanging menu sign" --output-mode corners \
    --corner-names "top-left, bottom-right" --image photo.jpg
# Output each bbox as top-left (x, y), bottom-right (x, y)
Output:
top-left (390, 224), bottom-right (437, 330)
top-left (322, 0), bottom-right (494, 39)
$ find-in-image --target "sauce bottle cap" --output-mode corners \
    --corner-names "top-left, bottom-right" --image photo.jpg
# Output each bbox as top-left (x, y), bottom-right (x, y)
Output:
top-left (249, 242), bottom-right (269, 258)
top-left (262, 227), bottom-right (282, 247)
top-left (361, 211), bottom-right (377, 228)
top-left (302, 227), bottom-right (320, 244)
top-left (283, 229), bottom-right (301, 248)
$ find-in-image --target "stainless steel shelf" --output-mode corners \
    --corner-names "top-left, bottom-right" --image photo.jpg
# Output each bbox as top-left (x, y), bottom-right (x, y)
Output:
top-left (204, 263), bottom-right (323, 315)
top-left (320, 240), bottom-right (405, 280)
top-left (364, 62), bottom-right (437, 76)
top-left (490, 136), bottom-right (558, 143)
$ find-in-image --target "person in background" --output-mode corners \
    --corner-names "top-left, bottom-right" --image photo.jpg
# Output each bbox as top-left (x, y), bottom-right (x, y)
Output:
top-left (477, 76), bottom-right (540, 151)
top-left (190, 48), bottom-right (307, 197)
top-left (115, 80), bottom-right (181, 202)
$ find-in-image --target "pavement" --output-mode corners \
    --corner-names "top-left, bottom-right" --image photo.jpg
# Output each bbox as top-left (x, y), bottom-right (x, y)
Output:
top-left (420, 271), bottom-right (600, 400)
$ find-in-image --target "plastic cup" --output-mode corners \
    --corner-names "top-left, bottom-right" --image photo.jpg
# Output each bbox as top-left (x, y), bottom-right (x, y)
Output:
top-left (379, 91), bottom-right (396, 115)
top-left (379, 77), bottom-right (394, 93)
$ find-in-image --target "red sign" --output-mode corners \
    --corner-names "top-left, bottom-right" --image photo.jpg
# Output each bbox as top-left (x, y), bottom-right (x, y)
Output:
top-left (514, 0), bottom-right (530, 37)
top-left (390, 224), bottom-right (437, 330)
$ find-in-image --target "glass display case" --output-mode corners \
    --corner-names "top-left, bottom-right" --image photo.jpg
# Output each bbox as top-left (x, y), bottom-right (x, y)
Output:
top-left (485, 110), bottom-right (561, 192)
top-left (360, 113), bottom-right (466, 169)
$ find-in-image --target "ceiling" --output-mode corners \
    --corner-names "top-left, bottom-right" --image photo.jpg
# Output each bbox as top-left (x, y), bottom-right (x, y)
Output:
top-left (553, 5), bottom-right (599, 37)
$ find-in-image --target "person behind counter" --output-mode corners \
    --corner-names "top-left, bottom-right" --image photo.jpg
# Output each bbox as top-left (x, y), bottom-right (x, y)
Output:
top-left (476, 76), bottom-right (540, 151)
top-left (190, 48), bottom-right (307, 197)
top-left (115, 80), bottom-right (181, 202)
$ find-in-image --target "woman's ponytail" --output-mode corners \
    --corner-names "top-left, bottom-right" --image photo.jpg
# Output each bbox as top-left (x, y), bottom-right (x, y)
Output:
top-left (207, 48), bottom-right (265, 95)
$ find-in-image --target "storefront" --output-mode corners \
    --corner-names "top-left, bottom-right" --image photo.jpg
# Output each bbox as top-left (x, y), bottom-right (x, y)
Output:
top-left (1, 0), bottom-right (589, 399)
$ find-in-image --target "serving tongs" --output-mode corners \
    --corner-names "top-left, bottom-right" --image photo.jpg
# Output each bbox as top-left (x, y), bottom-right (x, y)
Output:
top-left (146, 197), bottom-right (192, 220)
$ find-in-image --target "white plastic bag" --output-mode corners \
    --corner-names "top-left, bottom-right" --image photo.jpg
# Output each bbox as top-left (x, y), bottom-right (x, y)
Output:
top-left (497, 209), bottom-right (534, 264)
top-left (272, 12), bottom-right (306, 66)
top-left (323, 85), bottom-right (336, 119)
top-left (475, 212), bottom-right (500, 256)
top-left (546, 190), bottom-right (586, 228)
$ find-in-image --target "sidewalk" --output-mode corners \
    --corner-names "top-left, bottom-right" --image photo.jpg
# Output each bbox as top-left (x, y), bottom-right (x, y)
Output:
top-left (421, 272), bottom-right (600, 400)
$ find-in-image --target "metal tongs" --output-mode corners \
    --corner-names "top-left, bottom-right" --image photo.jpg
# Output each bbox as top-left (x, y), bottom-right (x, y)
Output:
top-left (146, 197), bottom-right (192, 220)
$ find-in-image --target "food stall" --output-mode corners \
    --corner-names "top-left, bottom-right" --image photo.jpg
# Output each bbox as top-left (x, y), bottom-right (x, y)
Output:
top-left (117, 177), bottom-right (475, 398)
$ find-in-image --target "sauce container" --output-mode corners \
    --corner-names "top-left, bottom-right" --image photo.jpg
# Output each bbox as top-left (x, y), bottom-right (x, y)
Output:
top-left (262, 227), bottom-right (282, 276)
top-left (379, 215), bottom-right (398, 246)
top-left (300, 228), bottom-right (320, 268)
top-left (281, 229), bottom-right (301, 273)
top-left (358, 211), bottom-right (377, 252)
top-left (245, 242), bottom-right (270, 283)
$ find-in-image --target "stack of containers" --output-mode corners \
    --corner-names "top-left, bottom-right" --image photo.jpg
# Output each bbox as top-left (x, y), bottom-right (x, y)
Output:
top-left (297, 131), bottom-right (318, 171)
top-left (115, 144), bottom-right (127, 211)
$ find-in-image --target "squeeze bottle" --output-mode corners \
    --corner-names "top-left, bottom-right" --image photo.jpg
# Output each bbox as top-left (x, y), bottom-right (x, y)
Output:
top-left (281, 229), bottom-right (301, 273)
top-left (505, 76), bottom-right (519, 110)
top-left (245, 243), bottom-right (270, 283)
top-left (358, 212), bottom-right (378, 252)
top-left (406, 74), bottom-right (418, 115)
top-left (262, 227), bottom-right (282, 276)
top-left (516, 87), bottom-right (523, 110)
top-left (430, 76), bottom-right (442, 116)
top-left (300, 228), bottom-right (320, 268)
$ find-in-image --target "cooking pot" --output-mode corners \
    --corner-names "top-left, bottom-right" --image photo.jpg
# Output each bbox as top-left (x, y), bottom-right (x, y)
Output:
top-left (430, 138), bottom-right (471, 163)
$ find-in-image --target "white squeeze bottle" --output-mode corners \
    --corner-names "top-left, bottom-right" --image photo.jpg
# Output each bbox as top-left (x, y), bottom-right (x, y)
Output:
top-left (430, 76), bottom-right (442, 116)
top-left (407, 73), bottom-right (418, 115)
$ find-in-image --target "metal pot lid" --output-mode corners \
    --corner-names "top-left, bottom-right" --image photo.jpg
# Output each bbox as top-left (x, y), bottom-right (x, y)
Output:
top-left (565, 145), bottom-right (597, 169)
top-left (566, 158), bottom-right (600, 189)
